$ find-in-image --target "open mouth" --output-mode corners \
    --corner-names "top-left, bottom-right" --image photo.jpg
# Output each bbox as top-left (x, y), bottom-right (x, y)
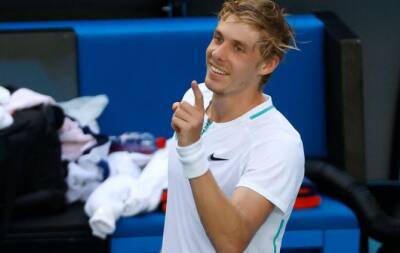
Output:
top-left (209, 63), bottom-right (228, 75)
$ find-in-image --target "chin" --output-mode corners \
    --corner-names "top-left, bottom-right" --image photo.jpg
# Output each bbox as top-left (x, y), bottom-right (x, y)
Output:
top-left (205, 76), bottom-right (218, 91)
top-left (205, 69), bottom-right (230, 94)
top-left (205, 79), bottom-right (224, 95)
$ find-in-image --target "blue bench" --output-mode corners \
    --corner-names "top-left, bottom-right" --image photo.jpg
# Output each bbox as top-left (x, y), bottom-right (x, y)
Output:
top-left (112, 195), bottom-right (359, 253)
top-left (0, 14), bottom-right (360, 252)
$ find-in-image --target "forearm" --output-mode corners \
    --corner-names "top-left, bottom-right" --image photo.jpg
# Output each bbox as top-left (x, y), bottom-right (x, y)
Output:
top-left (189, 171), bottom-right (252, 253)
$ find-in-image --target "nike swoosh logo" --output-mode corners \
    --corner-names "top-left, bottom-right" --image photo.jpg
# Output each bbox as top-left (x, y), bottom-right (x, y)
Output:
top-left (208, 153), bottom-right (228, 161)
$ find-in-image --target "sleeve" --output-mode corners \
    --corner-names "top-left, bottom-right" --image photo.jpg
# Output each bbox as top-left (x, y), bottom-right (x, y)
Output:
top-left (236, 137), bottom-right (305, 214)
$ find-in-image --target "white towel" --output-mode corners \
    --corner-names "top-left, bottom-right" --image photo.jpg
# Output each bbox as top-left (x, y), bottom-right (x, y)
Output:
top-left (107, 151), bottom-right (142, 178)
top-left (85, 174), bottom-right (138, 238)
top-left (65, 162), bottom-right (103, 203)
top-left (58, 95), bottom-right (108, 134)
top-left (89, 206), bottom-right (118, 239)
top-left (65, 141), bottom-right (111, 203)
top-left (122, 142), bottom-right (169, 216)
top-left (130, 152), bottom-right (152, 168)
top-left (4, 88), bottom-right (55, 114)
top-left (0, 106), bottom-right (13, 130)
top-left (78, 141), bottom-right (111, 165)
top-left (84, 138), bottom-right (171, 238)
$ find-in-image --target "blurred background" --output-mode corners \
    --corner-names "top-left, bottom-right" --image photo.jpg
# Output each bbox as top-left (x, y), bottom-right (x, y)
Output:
top-left (1, 1), bottom-right (399, 253)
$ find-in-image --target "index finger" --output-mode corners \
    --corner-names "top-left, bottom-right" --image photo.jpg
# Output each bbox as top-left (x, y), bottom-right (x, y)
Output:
top-left (191, 80), bottom-right (204, 110)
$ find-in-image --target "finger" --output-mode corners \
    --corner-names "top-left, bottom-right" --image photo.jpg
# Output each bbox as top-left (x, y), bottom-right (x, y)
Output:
top-left (171, 120), bottom-right (180, 132)
top-left (171, 120), bottom-right (180, 133)
top-left (171, 116), bottom-right (188, 132)
top-left (172, 102), bottom-right (180, 112)
top-left (174, 107), bottom-right (192, 122)
top-left (191, 80), bottom-right (204, 110)
top-left (179, 101), bottom-right (196, 114)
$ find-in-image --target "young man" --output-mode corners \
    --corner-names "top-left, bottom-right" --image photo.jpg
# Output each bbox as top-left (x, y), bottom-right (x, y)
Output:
top-left (162, 0), bottom-right (304, 252)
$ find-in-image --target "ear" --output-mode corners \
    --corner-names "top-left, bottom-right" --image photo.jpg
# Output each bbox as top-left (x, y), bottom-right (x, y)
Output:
top-left (258, 56), bottom-right (279, 76)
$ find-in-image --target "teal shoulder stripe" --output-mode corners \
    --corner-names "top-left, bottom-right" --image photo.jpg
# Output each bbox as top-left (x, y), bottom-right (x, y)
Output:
top-left (273, 219), bottom-right (285, 253)
top-left (249, 105), bottom-right (274, 120)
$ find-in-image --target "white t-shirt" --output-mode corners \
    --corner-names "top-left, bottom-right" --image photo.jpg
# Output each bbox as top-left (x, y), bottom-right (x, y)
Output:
top-left (162, 83), bottom-right (304, 253)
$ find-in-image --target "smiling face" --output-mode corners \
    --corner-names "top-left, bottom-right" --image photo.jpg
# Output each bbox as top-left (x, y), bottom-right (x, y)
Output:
top-left (205, 15), bottom-right (274, 97)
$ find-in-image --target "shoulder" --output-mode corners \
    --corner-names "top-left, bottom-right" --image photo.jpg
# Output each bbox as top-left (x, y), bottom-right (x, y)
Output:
top-left (244, 104), bottom-right (305, 179)
top-left (247, 106), bottom-right (302, 150)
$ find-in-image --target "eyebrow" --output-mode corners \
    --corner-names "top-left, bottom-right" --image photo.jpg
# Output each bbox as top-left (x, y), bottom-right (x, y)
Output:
top-left (214, 29), bottom-right (254, 51)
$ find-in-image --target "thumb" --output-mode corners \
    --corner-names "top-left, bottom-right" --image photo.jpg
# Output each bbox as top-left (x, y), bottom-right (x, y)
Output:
top-left (191, 80), bottom-right (204, 110)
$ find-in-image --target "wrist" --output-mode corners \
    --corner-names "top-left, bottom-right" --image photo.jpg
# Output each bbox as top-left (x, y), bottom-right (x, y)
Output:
top-left (177, 133), bottom-right (201, 147)
top-left (176, 138), bottom-right (209, 179)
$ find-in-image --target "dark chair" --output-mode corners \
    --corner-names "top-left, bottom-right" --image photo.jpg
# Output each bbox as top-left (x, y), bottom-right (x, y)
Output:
top-left (0, 29), bottom-right (108, 253)
top-left (1, 203), bottom-right (109, 253)
top-left (306, 75), bottom-right (400, 253)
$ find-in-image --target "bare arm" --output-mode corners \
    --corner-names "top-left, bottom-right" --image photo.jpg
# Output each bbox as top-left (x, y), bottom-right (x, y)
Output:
top-left (190, 171), bottom-right (274, 253)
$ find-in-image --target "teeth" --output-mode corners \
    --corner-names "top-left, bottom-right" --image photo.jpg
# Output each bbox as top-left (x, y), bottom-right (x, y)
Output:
top-left (211, 65), bottom-right (227, 75)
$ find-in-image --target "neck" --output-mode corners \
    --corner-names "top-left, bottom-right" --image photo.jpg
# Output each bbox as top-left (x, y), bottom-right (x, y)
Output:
top-left (207, 90), bottom-right (265, 123)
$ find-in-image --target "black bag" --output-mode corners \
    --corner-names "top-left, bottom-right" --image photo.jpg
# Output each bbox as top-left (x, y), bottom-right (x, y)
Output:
top-left (0, 104), bottom-right (67, 238)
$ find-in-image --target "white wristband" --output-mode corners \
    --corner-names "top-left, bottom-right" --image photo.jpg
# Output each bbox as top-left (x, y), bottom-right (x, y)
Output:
top-left (176, 138), bottom-right (209, 179)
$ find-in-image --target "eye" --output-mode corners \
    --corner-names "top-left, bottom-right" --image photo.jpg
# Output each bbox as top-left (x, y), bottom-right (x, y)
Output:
top-left (213, 32), bottom-right (223, 44)
top-left (233, 44), bottom-right (244, 52)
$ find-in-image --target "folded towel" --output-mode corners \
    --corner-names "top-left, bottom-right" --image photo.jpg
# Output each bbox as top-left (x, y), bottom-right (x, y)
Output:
top-left (65, 162), bottom-right (102, 203)
top-left (0, 106), bottom-right (13, 129)
top-left (107, 151), bottom-right (142, 178)
top-left (89, 205), bottom-right (121, 239)
top-left (5, 88), bottom-right (55, 114)
top-left (65, 142), bottom-right (111, 203)
top-left (58, 95), bottom-right (108, 134)
top-left (85, 174), bottom-right (137, 238)
top-left (122, 144), bottom-right (169, 216)
top-left (130, 152), bottom-right (152, 168)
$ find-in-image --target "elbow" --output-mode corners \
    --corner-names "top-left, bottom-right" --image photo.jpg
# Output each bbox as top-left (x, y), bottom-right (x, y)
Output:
top-left (210, 216), bottom-right (254, 252)
top-left (214, 238), bottom-right (248, 253)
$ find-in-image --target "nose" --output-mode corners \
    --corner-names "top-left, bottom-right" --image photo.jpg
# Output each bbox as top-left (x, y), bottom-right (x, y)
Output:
top-left (210, 42), bottom-right (228, 62)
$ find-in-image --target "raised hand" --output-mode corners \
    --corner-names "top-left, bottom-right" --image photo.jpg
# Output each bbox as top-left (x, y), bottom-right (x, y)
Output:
top-left (171, 80), bottom-right (205, 147)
